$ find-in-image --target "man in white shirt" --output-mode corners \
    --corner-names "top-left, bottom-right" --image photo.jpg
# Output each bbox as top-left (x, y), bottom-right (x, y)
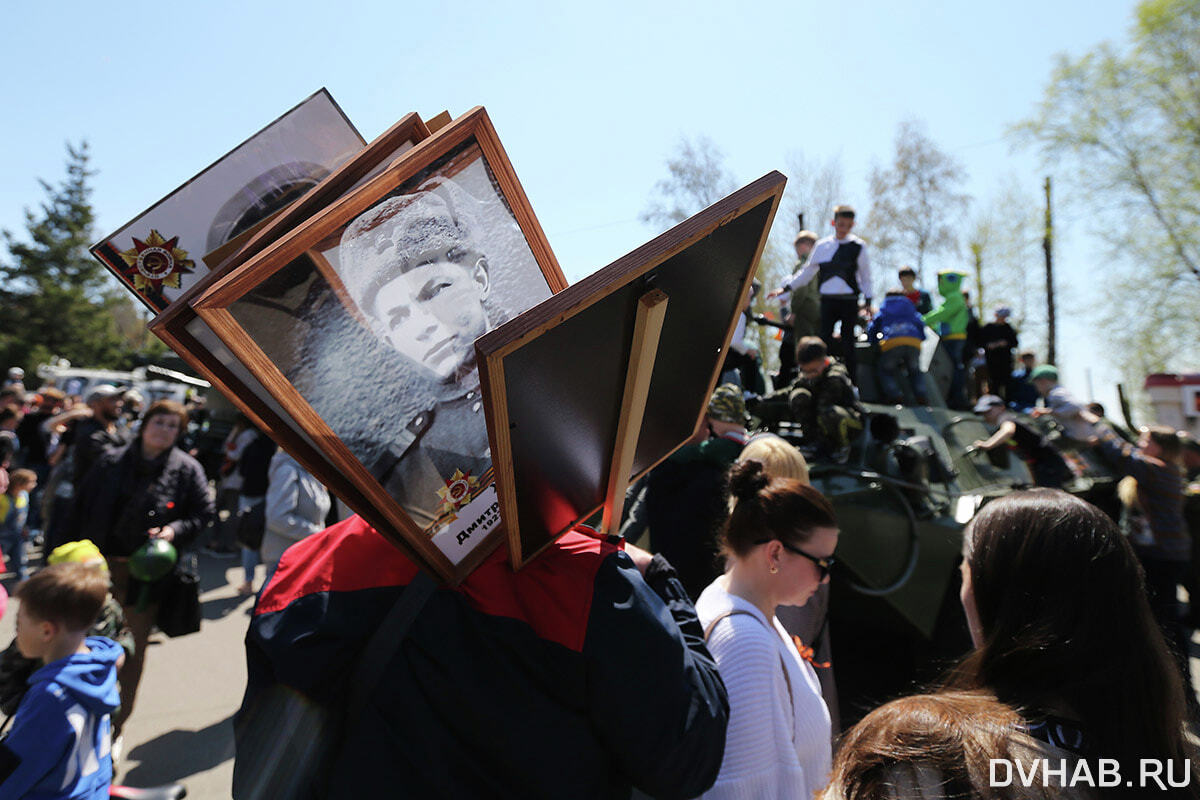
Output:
top-left (769, 205), bottom-right (872, 384)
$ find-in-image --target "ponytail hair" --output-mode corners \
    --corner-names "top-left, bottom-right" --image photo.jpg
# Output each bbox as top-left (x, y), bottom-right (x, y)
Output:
top-left (720, 460), bottom-right (836, 559)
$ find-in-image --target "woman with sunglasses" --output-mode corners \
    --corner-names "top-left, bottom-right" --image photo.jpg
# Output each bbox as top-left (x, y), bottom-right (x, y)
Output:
top-left (695, 459), bottom-right (838, 799)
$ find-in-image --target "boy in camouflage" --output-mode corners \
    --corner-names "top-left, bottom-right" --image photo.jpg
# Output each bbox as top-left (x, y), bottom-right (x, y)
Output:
top-left (789, 337), bottom-right (865, 462)
top-left (753, 337), bottom-right (864, 463)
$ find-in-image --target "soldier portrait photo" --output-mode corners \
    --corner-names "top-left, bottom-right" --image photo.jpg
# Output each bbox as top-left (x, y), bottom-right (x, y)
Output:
top-left (224, 149), bottom-right (553, 538)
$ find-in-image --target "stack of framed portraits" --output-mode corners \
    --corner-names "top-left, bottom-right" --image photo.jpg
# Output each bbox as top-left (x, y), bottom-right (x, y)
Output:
top-left (101, 90), bottom-right (784, 584)
top-left (185, 107), bottom-right (566, 582)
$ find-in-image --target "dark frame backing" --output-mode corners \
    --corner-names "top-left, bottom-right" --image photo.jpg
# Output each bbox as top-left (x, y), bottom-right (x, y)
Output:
top-left (476, 172), bottom-right (786, 568)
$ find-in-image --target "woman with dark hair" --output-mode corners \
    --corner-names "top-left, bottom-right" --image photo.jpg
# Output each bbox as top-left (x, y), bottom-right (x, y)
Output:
top-left (696, 459), bottom-right (838, 799)
top-left (67, 399), bottom-right (213, 736)
top-left (822, 489), bottom-right (1197, 800)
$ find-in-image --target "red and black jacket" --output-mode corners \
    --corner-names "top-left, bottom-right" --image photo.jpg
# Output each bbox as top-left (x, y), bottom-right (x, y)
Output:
top-left (234, 515), bottom-right (728, 799)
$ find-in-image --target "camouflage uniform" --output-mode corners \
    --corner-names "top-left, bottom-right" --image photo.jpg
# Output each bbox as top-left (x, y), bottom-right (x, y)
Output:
top-left (757, 359), bottom-right (864, 454)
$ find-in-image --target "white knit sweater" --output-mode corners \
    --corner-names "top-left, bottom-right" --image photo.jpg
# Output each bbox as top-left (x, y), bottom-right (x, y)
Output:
top-left (696, 577), bottom-right (832, 800)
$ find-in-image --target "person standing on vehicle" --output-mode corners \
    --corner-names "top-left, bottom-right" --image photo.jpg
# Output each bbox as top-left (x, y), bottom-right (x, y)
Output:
top-left (769, 207), bottom-right (873, 385)
top-left (922, 271), bottom-right (971, 410)
top-left (772, 231), bottom-right (821, 385)
top-left (896, 266), bottom-right (932, 314)
top-left (867, 289), bottom-right (930, 406)
top-left (977, 306), bottom-right (1019, 402)
top-left (1008, 350), bottom-right (1039, 411)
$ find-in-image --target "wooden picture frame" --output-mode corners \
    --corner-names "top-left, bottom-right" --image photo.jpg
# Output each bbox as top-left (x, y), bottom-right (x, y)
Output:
top-left (191, 107), bottom-right (567, 583)
top-left (476, 172), bottom-right (786, 568)
top-left (91, 89), bottom-right (365, 313)
top-left (147, 113), bottom-right (432, 537)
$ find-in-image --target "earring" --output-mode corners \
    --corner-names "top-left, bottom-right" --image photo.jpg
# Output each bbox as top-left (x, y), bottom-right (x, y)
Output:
top-left (770, 564), bottom-right (779, 574)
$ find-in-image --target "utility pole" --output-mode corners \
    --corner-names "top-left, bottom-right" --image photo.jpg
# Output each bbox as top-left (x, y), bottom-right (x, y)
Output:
top-left (1043, 177), bottom-right (1057, 365)
top-left (970, 240), bottom-right (985, 319)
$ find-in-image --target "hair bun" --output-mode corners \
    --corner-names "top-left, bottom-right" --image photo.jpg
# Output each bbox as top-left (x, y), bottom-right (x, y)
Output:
top-left (729, 459), bottom-right (770, 501)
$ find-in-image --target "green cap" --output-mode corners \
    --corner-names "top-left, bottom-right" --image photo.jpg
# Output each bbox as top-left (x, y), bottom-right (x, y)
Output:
top-left (1030, 365), bottom-right (1059, 382)
top-left (707, 383), bottom-right (747, 425)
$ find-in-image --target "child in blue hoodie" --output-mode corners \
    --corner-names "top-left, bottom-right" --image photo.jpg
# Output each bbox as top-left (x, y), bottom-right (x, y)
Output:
top-left (0, 563), bottom-right (121, 800)
top-left (867, 289), bottom-right (929, 405)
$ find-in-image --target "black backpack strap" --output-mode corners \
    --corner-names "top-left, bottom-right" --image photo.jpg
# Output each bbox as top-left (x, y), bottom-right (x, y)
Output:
top-left (344, 569), bottom-right (437, 730)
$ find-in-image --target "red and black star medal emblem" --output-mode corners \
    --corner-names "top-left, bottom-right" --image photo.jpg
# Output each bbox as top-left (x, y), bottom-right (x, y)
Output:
top-left (118, 230), bottom-right (194, 294)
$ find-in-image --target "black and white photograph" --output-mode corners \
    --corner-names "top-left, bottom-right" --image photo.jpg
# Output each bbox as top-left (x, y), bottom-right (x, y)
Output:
top-left (218, 136), bottom-right (556, 553)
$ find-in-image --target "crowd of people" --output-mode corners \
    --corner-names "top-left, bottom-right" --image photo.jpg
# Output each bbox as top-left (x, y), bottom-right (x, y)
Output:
top-left (1, 202), bottom-right (1200, 800)
top-left (747, 206), bottom-right (1032, 402)
top-left (0, 372), bottom-right (332, 798)
top-left (233, 374), bottom-right (1200, 799)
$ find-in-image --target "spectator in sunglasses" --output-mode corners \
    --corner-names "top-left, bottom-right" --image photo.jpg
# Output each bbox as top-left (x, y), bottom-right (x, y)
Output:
top-left (695, 459), bottom-right (839, 799)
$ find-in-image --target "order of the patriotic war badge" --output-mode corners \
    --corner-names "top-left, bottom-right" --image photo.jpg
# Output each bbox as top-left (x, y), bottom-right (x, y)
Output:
top-left (118, 230), bottom-right (194, 293)
top-left (437, 469), bottom-right (480, 518)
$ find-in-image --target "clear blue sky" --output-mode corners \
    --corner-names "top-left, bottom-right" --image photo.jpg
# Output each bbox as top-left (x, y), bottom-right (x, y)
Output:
top-left (1, 0), bottom-right (1146, 414)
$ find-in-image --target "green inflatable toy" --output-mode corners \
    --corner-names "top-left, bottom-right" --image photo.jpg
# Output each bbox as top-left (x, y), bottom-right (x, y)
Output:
top-left (129, 539), bottom-right (178, 611)
top-left (922, 270), bottom-right (969, 340)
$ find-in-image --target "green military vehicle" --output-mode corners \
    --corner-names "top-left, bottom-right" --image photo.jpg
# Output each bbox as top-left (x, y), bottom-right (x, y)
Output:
top-left (752, 338), bottom-right (1127, 723)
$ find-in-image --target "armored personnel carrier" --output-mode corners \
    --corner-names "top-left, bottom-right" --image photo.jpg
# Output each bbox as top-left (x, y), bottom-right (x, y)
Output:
top-left (753, 338), bottom-right (1126, 722)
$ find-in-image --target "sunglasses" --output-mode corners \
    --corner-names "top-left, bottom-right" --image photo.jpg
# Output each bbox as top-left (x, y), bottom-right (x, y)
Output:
top-left (754, 539), bottom-right (836, 580)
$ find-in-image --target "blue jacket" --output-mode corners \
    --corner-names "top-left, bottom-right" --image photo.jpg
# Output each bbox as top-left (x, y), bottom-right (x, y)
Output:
top-left (0, 637), bottom-right (121, 800)
top-left (868, 296), bottom-right (927, 351)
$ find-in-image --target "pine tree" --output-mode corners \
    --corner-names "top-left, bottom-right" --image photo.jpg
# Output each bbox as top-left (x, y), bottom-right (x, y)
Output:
top-left (0, 143), bottom-right (134, 376)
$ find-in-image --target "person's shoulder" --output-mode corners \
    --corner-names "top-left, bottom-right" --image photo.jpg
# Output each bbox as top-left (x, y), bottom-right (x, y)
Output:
top-left (824, 360), bottom-right (854, 383)
top-left (166, 446), bottom-right (206, 476)
top-left (698, 435), bottom-right (744, 465)
top-left (511, 527), bottom-right (621, 581)
top-left (697, 584), bottom-right (773, 646)
top-left (255, 515), bottom-right (418, 616)
top-left (93, 442), bottom-right (131, 466)
top-left (466, 527), bottom-right (623, 653)
top-left (1047, 387), bottom-right (1078, 407)
top-left (703, 611), bottom-right (779, 670)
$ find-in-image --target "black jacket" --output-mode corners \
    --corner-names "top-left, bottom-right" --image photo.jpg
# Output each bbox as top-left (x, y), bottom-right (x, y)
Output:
top-left (234, 517), bottom-right (729, 800)
top-left (69, 418), bottom-right (130, 487)
top-left (67, 443), bottom-right (214, 557)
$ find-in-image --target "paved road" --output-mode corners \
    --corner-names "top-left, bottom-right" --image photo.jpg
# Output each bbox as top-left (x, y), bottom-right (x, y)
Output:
top-left (0, 552), bottom-right (262, 799)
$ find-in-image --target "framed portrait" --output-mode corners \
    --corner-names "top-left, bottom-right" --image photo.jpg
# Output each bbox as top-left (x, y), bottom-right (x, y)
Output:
top-left (148, 113), bottom-right (432, 533)
top-left (476, 173), bottom-right (786, 568)
top-left (91, 89), bottom-right (365, 313)
top-left (192, 107), bottom-right (567, 583)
